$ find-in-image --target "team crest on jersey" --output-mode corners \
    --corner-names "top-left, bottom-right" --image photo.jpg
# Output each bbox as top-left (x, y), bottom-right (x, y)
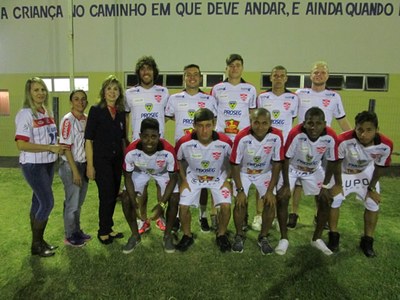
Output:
top-left (225, 119), bottom-right (240, 134)
top-left (212, 152), bottom-right (221, 160)
top-left (62, 119), bottom-right (72, 139)
top-left (253, 156), bottom-right (261, 163)
top-left (263, 146), bottom-right (272, 154)
top-left (240, 94), bottom-right (247, 101)
top-left (316, 146), bottom-right (327, 154)
top-left (306, 154), bottom-right (313, 162)
top-left (198, 102), bottom-right (206, 108)
top-left (283, 102), bottom-right (291, 110)
top-left (228, 101), bottom-right (237, 109)
top-left (156, 160), bottom-right (166, 168)
top-left (154, 95), bottom-right (162, 103)
top-left (272, 110), bottom-right (280, 119)
top-left (145, 103), bottom-right (153, 112)
top-left (221, 188), bottom-right (231, 199)
top-left (201, 160), bottom-right (210, 168)
top-left (322, 99), bottom-right (331, 107)
top-left (187, 109), bottom-right (196, 118)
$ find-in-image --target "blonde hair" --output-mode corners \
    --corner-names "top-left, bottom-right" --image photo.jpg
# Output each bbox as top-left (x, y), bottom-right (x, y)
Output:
top-left (311, 61), bottom-right (329, 73)
top-left (23, 77), bottom-right (51, 116)
top-left (98, 75), bottom-right (125, 112)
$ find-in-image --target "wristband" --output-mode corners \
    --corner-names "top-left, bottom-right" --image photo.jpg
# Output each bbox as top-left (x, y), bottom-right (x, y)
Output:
top-left (159, 202), bottom-right (167, 209)
top-left (321, 184), bottom-right (330, 189)
top-left (236, 187), bottom-right (244, 193)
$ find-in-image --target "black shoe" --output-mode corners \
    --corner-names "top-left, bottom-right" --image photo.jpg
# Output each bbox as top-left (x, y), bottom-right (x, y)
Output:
top-left (172, 217), bottom-right (181, 233)
top-left (31, 242), bottom-right (55, 257)
top-left (42, 240), bottom-right (59, 251)
top-left (287, 213), bottom-right (299, 229)
top-left (328, 231), bottom-right (340, 252)
top-left (216, 234), bottom-right (231, 253)
top-left (176, 235), bottom-right (194, 252)
top-left (109, 232), bottom-right (124, 239)
top-left (360, 236), bottom-right (376, 258)
top-left (314, 215), bottom-right (329, 230)
top-left (199, 218), bottom-right (211, 232)
top-left (97, 234), bottom-right (113, 245)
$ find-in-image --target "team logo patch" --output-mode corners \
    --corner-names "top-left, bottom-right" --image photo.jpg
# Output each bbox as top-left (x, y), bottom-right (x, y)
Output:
top-left (322, 99), bottom-right (331, 107)
top-left (253, 156), bottom-right (261, 163)
top-left (145, 103), bottom-right (153, 112)
top-left (224, 119), bottom-right (240, 135)
top-left (240, 94), bottom-right (247, 101)
top-left (201, 160), bottom-right (210, 168)
top-left (316, 146), bottom-right (327, 154)
top-left (187, 109), bottom-right (195, 118)
top-left (156, 160), bottom-right (165, 168)
top-left (62, 119), bottom-right (72, 139)
top-left (212, 152), bottom-right (221, 160)
top-left (154, 95), bottom-right (162, 103)
top-left (283, 101), bottom-right (291, 110)
top-left (221, 188), bottom-right (231, 199)
top-left (272, 110), bottom-right (280, 119)
top-left (263, 146), bottom-right (272, 154)
top-left (228, 101), bottom-right (237, 109)
top-left (198, 102), bottom-right (205, 108)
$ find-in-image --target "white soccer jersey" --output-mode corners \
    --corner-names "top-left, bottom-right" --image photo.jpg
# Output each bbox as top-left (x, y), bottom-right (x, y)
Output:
top-left (230, 126), bottom-right (284, 174)
top-left (59, 112), bottom-right (87, 163)
top-left (176, 131), bottom-right (232, 186)
top-left (285, 124), bottom-right (339, 172)
top-left (257, 89), bottom-right (299, 142)
top-left (15, 108), bottom-right (58, 164)
top-left (165, 91), bottom-right (217, 142)
top-left (123, 138), bottom-right (178, 175)
top-left (125, 85), bottom-right (169, 140)
top-left (338, 130), bottom-right (393, 172)
top-left (296, 88), bottom-right (346, 126)
top-left (211, 80), bottom-right (257, 141)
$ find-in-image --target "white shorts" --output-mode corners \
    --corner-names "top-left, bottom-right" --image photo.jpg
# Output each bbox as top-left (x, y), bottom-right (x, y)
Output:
top-left (331, 165), bottom-right (380, 212)
top-left (179, 179), bottom-right (231, 208)
top-left (131, 172), bottom-right (178, 195)
top-left (233, 172), bottom-right (274, 198)
top-left (277, 166), bottom-right (324, 196)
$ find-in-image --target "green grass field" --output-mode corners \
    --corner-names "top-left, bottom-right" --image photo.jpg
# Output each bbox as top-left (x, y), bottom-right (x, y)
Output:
top-left (1, 167), bottom-right (400, 299)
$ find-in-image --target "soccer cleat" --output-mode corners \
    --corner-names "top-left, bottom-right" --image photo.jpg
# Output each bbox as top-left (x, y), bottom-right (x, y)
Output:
top-left (311, 239), bottom-right (333, 256)
top-left (122, 236), bottom-right (141, 254)
top-left (138, 220), bottom-right (151, 235)
top-left (275, 239), bottom-right (289, 255)
top-left (287, 213), bottom-right (299, 229)
top-left (251, 215), bottom-right (262, 231)
top-left (199, 217), bottom-right (211, 233)
top-left (231, 235), bottom-right (244, 253)
top-left (258, 236), bottom-right (273, 255)
top-left (163, 235), bottom-right (175, 254)
top-left (64, 233), bottom-right (86, 247)
top-left (175, 235), bottom-right (194, 252)
top-left (216, 234), bottom-right (231, 253)
top-left (156, 217), bottom-right (166, 231)
top-left (77, 230), bottom-right (92, 242)
top-left (328, 231), bottom-right (340, 252)
top-left (360, 236), bottom-right (376, 258)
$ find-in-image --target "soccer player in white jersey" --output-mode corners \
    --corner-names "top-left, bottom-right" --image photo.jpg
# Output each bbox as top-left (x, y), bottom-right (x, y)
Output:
top-left (230, 108), bottom-right (284, 254)
top-left (124, 56), bottom-right (169, 233)
top-left (288, 61), bottom-right (352, 229)
top-left (327, 111), bottom-right (393, 257)
top-left (175, 108), bottom-right (233, 253)
top-left (212, 54), bottom-right (257, 231)
top-left (276, 107), bottom-right (342, 255)
top-left (165, 64), bottom-right (218, 232)
top-left (59, 90), bottom-right (91, 247)
top-left (122, 118), bottom-right (179, 254)
top-left (255, 65), bottom-right (299, 231)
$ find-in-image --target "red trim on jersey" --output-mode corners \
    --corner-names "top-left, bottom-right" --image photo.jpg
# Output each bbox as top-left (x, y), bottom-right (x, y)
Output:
top-left (217, 132), bottom-right (233, 148)
top-left (270, 127), bottom-right (285, 160)
top-left (230, 126), bottom-right (251, 164)
top-left (15, 135), bottom-right (30, 142)
top-left (175, 132), bottom-right (193, 155)
top-left (285, 124), bottom-right (302, 154)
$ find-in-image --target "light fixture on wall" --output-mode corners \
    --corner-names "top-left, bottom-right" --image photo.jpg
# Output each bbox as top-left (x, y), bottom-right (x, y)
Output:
top-left (0, 90), bottom-right (10, 116)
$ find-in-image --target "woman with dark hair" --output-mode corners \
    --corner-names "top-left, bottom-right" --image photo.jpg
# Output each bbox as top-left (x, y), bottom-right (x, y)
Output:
top-left (15, 77), bottom-right (68, 257)
top-left (85, 75), bottom-right (127, 244)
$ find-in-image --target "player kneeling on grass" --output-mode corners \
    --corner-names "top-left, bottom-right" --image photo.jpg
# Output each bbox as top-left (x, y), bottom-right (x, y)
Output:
top-left (230, 108), bottom-right (284, 254)
top-left (327, 111), bottom-right (393, 257)
top-left (277, 107), bottom-right (342, 256)
top-left (122, 118), bottom-right (179, 254)
top-left (175, 108), bottom-right (233, 253)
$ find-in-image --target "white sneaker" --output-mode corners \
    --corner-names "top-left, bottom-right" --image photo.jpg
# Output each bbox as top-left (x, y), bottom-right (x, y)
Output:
top-left (275, 239), bottom-right (289, 255)
top-left (311, 239), bottom-right (333, 256)
top-left (251, 215), bottom-right (262, 231)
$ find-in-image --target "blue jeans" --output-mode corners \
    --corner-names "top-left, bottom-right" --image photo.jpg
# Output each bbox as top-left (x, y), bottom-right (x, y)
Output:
top-left (59, 160), bottom-right (89, 238)
top-left (21, 163), bottom-right (55, 221)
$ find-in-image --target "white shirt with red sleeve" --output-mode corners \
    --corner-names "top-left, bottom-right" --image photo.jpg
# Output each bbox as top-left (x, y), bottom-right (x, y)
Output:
top-left (15, 108), bottom-right (58, 164)
top-left (338, 130), bottom-right (393, 172)
top-left (285, 124), bottom-right (339, 172)
top-left (257, 89), bottom-right (299, 142)
top-left (123, 138), bottom-right (178, 175)
top-left (230, 126), bottom-right (284, 174)
top-left (59, 112), bottom-right (87, 163)
top-left (176, 131), bottom-right (232, 186)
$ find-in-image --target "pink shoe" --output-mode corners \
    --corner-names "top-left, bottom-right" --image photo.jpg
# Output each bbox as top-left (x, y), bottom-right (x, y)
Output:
top-left (138, 220), bottom-right (151, 235)
top-left (156, 217), bottom-right (166, 231)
